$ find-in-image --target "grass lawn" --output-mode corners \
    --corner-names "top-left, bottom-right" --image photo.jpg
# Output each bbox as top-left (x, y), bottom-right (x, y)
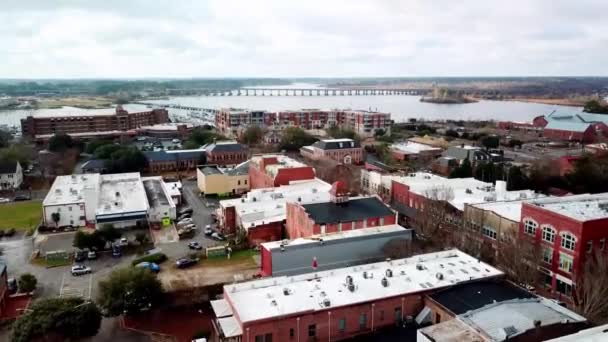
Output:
top-left (204, 249), bottom-right (257, 266)
top-left (31, 257), bottom-right (71, 268)
top-left (0, 200), bottom-right (42, 231)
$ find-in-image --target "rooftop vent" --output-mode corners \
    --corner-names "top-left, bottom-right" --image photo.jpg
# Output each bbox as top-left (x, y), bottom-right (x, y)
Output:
top-left (386, 269), bottom-right (393, 278)
top-left (346, 275), bottom-right (353, 285)
top-left (381, 277), bottom-right (389, 287)
top-left (270, 300), bottom-right (277, 306)
top-left (436, 272), bottom-right (444, 280)
top-left (283, 288), bottom-right (291, 296)
top-left (347, 283), bottom-right (355, 292)
top-left (323, 298), bottom-right (331, 307)
top-left (465, 188), bottom-right (473, 194)
top-left (416, 264), bottom-right (424, 271)
top-left (363, 271), bottom-right (368, 279)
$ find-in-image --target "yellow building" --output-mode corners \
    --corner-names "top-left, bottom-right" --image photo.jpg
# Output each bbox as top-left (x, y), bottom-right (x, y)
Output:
top-left (197, 163), bottom-right (250, 197)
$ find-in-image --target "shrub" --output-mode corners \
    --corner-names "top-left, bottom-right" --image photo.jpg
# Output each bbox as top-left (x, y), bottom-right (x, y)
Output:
top-left (5, 228), bottom-right (15, 237)
top-left (0, 230), bottom-right (5, 237)
top-left (26, 227), bottom-right (35, 236)
top-left (131, 253), bottom-right (168, 266)
top-left (18, 273), bottom-right (37, 293)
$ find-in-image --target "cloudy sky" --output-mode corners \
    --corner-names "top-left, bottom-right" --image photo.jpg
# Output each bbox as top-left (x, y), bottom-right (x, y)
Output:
top-left (2, 0), bottom-right (607, 78)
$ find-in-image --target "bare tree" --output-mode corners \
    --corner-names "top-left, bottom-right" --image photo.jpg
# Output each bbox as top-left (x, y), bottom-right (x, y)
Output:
top-left (495, 230), bottom-right (541, 289)
top-left (382, 238), bottom-right (415, 259)
top-left (411, 186), bottom-right (456, 248)
top-left (574, 252), bottom-right (608, 324)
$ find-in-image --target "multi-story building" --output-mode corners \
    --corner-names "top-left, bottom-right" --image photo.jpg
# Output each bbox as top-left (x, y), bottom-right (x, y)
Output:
top-left (0, 161), bottom-right (23, 190)
top-left (259, 224), bottom-right (413, 277)
top-left (276, 109), bottom-right (331, 129)
top-left (144, 148), bottom-right (207, 173)
top-left (300, 138), bottom-right (364, 164)
top-left (42, 172), bottom-right (177, 229)
top-left (249, 154), bottom-right (315, 189)
top-left (215, 108), bottom-right (275, 137)
top-left (343, 109), bottom-right (391, 137)
top-left (197, 163), bottom-right (250, 196)
top-left (204, 141), bottom-right (248, 167)
top-left (418, 280), bottom-right (587, 342)
top-left (286, 181), bottom-right (396, 239)
top-left (21, 106), bottom-right (169, 141)
top-left (390, 142), bottom-right (443, 162)
top-left (210, 249), bottom-right (503, 342)
top-left (218, 178), bottom-right (331, 245)
top-left (519, 193), bottom-right (608, 300)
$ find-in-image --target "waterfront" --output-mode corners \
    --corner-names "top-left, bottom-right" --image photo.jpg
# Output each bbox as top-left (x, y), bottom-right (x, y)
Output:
top-left (0, 87), bottom-right (584, 128)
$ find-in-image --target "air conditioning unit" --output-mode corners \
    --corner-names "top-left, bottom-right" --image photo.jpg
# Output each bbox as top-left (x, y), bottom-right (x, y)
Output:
top-left (381, 277), bottom-right (389, 287)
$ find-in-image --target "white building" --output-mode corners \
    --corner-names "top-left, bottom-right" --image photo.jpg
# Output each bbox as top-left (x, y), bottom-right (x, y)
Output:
top-left (0, 160), bottom-right (23, 190)
top-left (142, 177), bottom-right (177, 224)
top-left (43, 172), bottom-right (177, 229)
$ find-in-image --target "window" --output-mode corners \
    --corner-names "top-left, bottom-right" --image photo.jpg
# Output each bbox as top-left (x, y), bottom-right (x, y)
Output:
top-left (68, 206), bottom-right (73, 212)
top-left (560, 233), bottom-right (576, 251)
top-left (238, 180), bottom-right (241, 185)
top-left (523, 219), bottom-right (538, 235)
top-left (482, 226), bottom-right (497, 240)
top-left (264, 333), bottom-right (272, 342)
top-left (542, 225), bottom-right (556, 243)
top-left (600, 238), bottom-right (606, 251)
top-left (542, 248), bottom-right (553, 264)
top-left (394, 308), bottom-right (402, 323)
top-left (359, 314), bottom-right (367, 330)
top-left (308, 324), bottom-right (316, 337)
top-left (435, 313), bottom-right (441, 324)
top-left (255, 336), bottom-right (263, 342)
top-left (556, 279), bottom-right (573, 297)
top-left (338, 318), bottom-right (346, 332)
top-left (289, 328), bottom-right (294, 338)
top-left (559, 253), bottom-right (573, 273)
top-left (586, 240), bottom-right (593, 254)
top-left (244, 179), bottom-right (248, 185)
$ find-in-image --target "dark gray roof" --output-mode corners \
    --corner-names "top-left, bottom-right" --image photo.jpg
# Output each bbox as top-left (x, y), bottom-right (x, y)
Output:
top-left (0, 160), bottom-right (18, 174)
top-left (81, 159), bottom-right (107, 170)
top-left (200, 166), bottom-right (222, 175)
top-left (313, 139), bottom-right (360, 150)
top-left (429, 281), bottom-right (535, 315)
top-left (206, 141), bottom-right (245, 153)
top-left (302, 197), bottom-right (394, 224)
top-left (144, 150), bottom-right (206, 162)
top-left (225, 161), bottom-right (249, 175)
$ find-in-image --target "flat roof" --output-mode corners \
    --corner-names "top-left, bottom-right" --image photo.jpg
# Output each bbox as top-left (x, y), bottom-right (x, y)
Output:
top-left (418, 318), bottom-right (485, 342)
top-left (547, 324), bottom-right (608, 341)
top-left (43, 174), bottom-right (101, 206)
top-left (224, 249), bottom-right (503, 323)
top-left (96, 173), bottom-right (149, 217)
top-left (528, 193), bottom-right (608, 221)
top-left (250, 154), bottom-right (309, 177)
top-left (391, 142), bottom-right (442, 154)
top-left (470, 199), bottom-right (543, 222)
top-left (220, 178), bottom-right (331, 228)
top-left (261, 224), bottom-right (408, 249)
top-left (141, 177), bottom-right (175, 209)
top-left (392, 173), bottom-right (539, 211)
top-left (164, 181), bottom-right (182, 198)
top-left (301, 196), bottom-right (394, 225)
top-left (140, 122), bottom-right (193, 131)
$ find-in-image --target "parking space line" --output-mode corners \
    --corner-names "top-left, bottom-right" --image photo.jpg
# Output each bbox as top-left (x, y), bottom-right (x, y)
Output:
top-left (87, 273), bottom-right (93, 299)
top-left (59, 272), bottom-right (66, 297)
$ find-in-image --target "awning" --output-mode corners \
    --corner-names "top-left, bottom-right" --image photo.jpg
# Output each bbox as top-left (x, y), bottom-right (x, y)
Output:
top-left (211, 299), bottom-right (233, 318)
top-left (218, 316), bottom-right (243, 338)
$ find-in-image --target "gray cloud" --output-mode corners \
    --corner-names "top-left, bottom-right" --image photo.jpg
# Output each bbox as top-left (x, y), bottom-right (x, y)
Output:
top-left (0, 0), bottom-right (607, 78)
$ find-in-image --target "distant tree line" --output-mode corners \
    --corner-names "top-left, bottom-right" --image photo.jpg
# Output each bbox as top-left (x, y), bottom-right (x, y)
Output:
top-left (583, 99), bottom-right (608, 114)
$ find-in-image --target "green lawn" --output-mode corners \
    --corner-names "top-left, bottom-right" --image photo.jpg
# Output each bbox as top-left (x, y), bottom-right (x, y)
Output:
top-left (0, 200), bottom-right (42, 230)
top-left (204, 249), bottom-right (258, 266)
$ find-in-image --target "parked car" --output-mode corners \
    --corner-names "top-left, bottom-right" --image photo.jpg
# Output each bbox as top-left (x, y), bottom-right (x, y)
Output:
top-left (136, 262), bottom-right (160, 273)
top-left (71, 265), bottom-right (92, 276)
top-left (176, 257), bottom-right (198, 269)
top-left (118, 237), bottom-right (129, 246)
top-left (177, 213), bottom-right (191, 221)
top-left (178, 207), bottom-right (193, 215)
top-left (178, 218), bottom-right (193, 225)
top-left (204, 227), bottom-right (214, 236)
top-left (7, 278), bottom-right (17, 294)
top-left (183, 223), bottom-right (196, 230)
top-left (188, 242), bottom-right (203, 250)
top-left (0, 198), bottom-right (10, 203)
top-left (112, 246), bottom-right (122, 258)
top-left (13, 195), bottom-right (31, 201)
top-left (87, 251), bottom-right (97, 260)
top-left (74, 250), bottom-right (87, 262)
top-left (211, 232), bottom-right (225, 241)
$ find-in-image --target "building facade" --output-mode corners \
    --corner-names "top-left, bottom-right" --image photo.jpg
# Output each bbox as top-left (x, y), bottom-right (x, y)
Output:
top-left (0, 161), bottom-right (23, 190)
top-left (197, 163), bottom-right (250, 196)
top-left (215, 108), bottom-right (275, 137)
top-left (300, 138), bottom-right (364, 165)
top-left (249, 154), bottom-right (315, 189)
top-left (518, 194), bottom-right (608, 300)
top-left (144, 148), bottom-right (206, 173)
top-left (205, 141), bottom-right (248, 167)
top-left (21, 106), bottom-right (169, 140)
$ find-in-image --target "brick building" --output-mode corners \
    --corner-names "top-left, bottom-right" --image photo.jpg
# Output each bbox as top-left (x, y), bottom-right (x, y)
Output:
top-left (418, 280), bottom-right (587, 342)
top-left (215, 108), bottom-right (275, 137)
top-left (210, 249), bottom-right (504, 342)
top-left (300, 138), bottom-right (364, 165)
top-left (286, 181), bottom-right (396, 239)
top-left (276, 109), bottom-right (332, 129)
top-left (519, 194), bottom-right (608, 300)
top-left (389, 142), bottom-right (443, 162)
top-left (218, 178), bottom-right (331, 245)
top-left (144, 148), bottom-right (206, 173)
top-left (204, 141), bottom-right (248, 167)
top-left (21, 106), bottom-right (169, 140)
top-left (249, 154), bottom-right (315, 189)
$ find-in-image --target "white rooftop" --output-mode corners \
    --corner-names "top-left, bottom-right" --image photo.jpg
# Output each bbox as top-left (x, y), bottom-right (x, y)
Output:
top-left (459, 298), bottom-right (586, 341)
top-left (393, 172), bottom-right (540, 211)
top-left (251, 154), bottom-right (308, 177)
top-left (164, 181), bottom-right (182, 198)
top-left (96, 173), bottom-right (149, 216)
top-left (261, 224), bottom-right (408, 249)
top-left (43, 174), bottom-right (101, 206)
top-left (220, 178), bottom-right (331, 228)
top-left (546, 323), bottom-right (608, 342)
top-left (140, 122), bottom-right (193, 131)
top-left (224, 249), bottom-right (503, 323)
top-left (321, 138), bottom-right (356, 143)
top-left (471, 197), bottom-right (546, 222)
top-left (528, 193), bottom-right (608, 221)
top-left (391, 141), bottom-right (442, 154)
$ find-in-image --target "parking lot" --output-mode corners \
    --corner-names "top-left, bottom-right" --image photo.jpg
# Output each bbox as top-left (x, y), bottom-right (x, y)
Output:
top-left (59, 268), bottom-right (93, 299)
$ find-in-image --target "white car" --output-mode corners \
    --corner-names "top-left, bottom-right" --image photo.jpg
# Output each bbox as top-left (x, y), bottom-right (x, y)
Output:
top-left (178, 218), bottom-right (193, 225)
top-left (71, 265), bottom-right (92, 276)
top-left (0, 198), bottom-right (10, 203)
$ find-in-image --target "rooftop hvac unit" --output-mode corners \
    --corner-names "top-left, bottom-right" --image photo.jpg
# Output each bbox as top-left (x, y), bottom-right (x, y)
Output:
top-left (363, 271), bottom-right (368, 279)
top-left (381, 277), bottom-right (389, 287)
top-left (416, 264), bottom-right (424, 271)
top-left (283, 288), bottom-right (290, 296)
top-left (423, 175), bottom-right (431, 179)
top-left (323, 298), bottom-right (331, 307)
top-left (253, 197), bottom-right (256, 202)
top-left (465, 188), bottom-right (473, 194)
top-left (115, 191), bottom-right (120, 197)
top-left (241, 198), bottom-right (245, 203)
top-left (346, 275), bottom-right (353, 285)
top-left (436, 272), bottom-right (444, 280)
top-left (348, 283), bottom-right (355, 292)
top-left (386, 269), bottom-right (393, 278)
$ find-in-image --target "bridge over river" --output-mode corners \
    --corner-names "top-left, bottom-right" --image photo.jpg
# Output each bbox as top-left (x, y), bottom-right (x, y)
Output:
top-left (164, 87), bottom-right (429, 97)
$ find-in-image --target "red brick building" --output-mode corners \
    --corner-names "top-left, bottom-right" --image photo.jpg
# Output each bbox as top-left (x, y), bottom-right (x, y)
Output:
top-left (211, 250), bottom-right (504, 342)
top-left (21, 106), bottom-right (169, 140)
top-left (519, 194), bottom-right (608, 300)
top-left (205, 141), bottom-right (248, 167)
top-left (389, 142), bottom-right (443, 162)
top-left (215, 108), bottom-right (276, 137)
top-left (300, 138), bottom-right (364, 165)
top-left (249, 154), bottom-right (315, 189)
top-left (277, 109), bottom-right (331, 129)
top-left (286, 181), bottom-right (396, 239)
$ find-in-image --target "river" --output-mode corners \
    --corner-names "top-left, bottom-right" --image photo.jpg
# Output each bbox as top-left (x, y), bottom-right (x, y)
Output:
top-left (0, 83), bottom-right (583, 128)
